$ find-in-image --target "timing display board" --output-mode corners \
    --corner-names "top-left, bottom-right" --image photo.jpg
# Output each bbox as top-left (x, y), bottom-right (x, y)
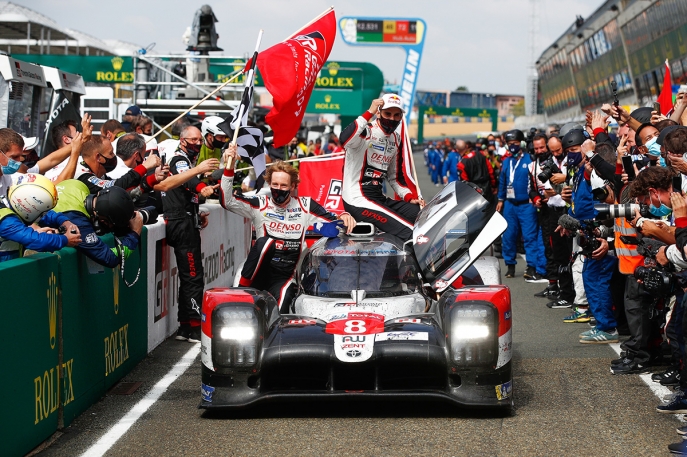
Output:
top-left (349, 19), bottom-right (421, 44)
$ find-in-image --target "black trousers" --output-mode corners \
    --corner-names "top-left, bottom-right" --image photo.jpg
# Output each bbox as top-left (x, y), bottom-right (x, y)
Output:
top-left (166, 217), bottom-right (204, 323)
top-left (619, 275), bottom-right (657, 364)
top-left (344, 197), bottom-right (420, 242)
top-left (544, 206), bottom-right (575, 302)
top-left (240, 236), bottom-right (297, 313)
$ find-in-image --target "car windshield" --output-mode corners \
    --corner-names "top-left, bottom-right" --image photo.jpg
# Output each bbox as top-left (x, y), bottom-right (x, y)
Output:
top-left (301, 240), bottom-right (421, 298)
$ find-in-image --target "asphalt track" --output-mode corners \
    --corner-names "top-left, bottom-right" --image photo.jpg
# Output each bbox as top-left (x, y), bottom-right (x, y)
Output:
top-left (38, 152), bottom-right (684, 457)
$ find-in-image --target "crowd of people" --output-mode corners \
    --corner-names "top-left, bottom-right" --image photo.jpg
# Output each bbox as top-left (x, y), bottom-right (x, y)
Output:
top-left (423, 94), bottom-right (687, 454)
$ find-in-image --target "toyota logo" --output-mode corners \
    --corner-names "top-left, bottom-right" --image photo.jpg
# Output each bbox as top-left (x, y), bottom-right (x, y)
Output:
top-left (346, 350), bottom-right (362, 358)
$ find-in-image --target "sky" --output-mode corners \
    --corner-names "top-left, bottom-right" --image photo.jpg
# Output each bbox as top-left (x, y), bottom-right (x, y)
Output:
top-left (21, 0), bottom-right (602, 95)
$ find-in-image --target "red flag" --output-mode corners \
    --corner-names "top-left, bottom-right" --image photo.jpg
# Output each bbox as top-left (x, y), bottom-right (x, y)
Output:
top-left (298, 154), bottom-right (345, 215)
top-left (257, 9), bottom-right (336, 147)
top-left (657, 60), bottom-right (673, 115)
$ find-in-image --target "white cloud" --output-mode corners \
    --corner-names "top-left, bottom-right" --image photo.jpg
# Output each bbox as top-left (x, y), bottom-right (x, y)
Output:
top-left (18, 0), bottom-right (601, 94)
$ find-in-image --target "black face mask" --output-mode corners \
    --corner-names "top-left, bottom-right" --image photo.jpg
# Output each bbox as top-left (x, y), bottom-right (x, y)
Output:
top-left (538, 152), bottom-right (552, 161)
top-left (378, 116), bottom-right (401, 134)
top-left (212, 138), bottom-right (226, 150)
top-left (270, 188), bottom-right (290, 205)
top-left (185, 142), bottom-right (201, 161)
top-left (102, 155), bottom-right (118, 173)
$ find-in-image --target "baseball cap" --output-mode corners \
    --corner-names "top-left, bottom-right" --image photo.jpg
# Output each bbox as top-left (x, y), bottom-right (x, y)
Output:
top-left (657, 125), bottom-right (682, 146)
top-left (381, 94), bottom-right (406, 113)
top-left (125, 105), bottom-right (142, 116)
top-left (21, 135), bottom-right (39, 151)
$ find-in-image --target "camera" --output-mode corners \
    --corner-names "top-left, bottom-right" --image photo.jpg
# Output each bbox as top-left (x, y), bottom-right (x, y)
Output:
top-left (634, 265), bottom-right (676, 296)
top-left (538, 158), bottom-right (562, 183)
top-left (594, 203), bottom-right (653, 219)
top-left (138, 206), bottom-right (159, 225)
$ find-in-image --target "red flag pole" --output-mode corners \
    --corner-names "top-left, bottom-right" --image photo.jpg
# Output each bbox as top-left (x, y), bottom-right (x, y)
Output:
top-left (284, 6), bottom-right (334, 40)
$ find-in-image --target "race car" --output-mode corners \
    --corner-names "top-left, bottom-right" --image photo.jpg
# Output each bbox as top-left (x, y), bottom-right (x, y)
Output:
top-left (199, 181), bottom-right (512, 410)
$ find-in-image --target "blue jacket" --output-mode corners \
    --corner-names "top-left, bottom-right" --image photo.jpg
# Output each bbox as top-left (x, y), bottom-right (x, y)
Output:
top-left (52, 211), bottom-right (140, 268)
top-left (442, 151), bottom-right (459, 182)
top-left (0, 210), bottom-right (69, 261)
top-left (498, 153), bottom-right (536, 202)
top-left (569, 168), bottom-right (597, 221)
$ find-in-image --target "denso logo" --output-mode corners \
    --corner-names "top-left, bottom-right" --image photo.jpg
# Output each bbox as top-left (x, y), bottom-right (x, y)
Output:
top-left (370, 153), bottom-right (392, 164)
top-left (361, 209), bottom-right (387, 224)
top-left (268, 221), bottom-right (302, 231)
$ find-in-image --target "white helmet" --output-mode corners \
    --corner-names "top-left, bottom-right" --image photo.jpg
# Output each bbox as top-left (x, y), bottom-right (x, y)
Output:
top-left (6, 173), bottom-right (58, 223)
top-left (201, 116), bottom-right (226, 138)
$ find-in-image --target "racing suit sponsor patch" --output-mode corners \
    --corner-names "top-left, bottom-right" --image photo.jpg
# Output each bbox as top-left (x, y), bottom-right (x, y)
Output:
top-left (85, 232), bottom-right (99, 244)
top-left (175, 160), bottom-right (190, 172)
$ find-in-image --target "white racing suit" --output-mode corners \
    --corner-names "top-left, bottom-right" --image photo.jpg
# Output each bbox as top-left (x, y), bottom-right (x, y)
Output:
top-left (340, 111), bottom-right (419, 241)
top-left (220, 168), bottom-right (338, 311)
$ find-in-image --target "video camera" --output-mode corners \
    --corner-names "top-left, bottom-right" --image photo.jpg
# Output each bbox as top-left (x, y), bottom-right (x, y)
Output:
top-left (558, 214), bottom-right (611, 257)
top-left (621, 235), bottom-right (683, 297)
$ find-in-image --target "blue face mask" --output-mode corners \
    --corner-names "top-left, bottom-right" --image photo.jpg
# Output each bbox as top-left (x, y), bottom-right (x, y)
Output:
top-left (649, 192), bottom-right (672, 217)
top-left (567, 151), bottom-right (583, 167)
top-left (508, 144), bottom-right (521, 155)
top-left (645, 137), bottom-right (662, 157)
top-left (1, 152), bottom-right (21, 175)
top-left (659, 156), bottom-right (667, 167)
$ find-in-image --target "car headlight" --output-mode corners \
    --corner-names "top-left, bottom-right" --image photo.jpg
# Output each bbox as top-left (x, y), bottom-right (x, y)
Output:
top-left (212, 306), bottom-right (261, 368)
top-left (449, 304), bottom-right (497, 366)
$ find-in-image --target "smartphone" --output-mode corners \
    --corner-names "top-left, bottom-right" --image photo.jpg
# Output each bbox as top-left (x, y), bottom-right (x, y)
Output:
top-left (673, 175), bottom-right (682, 193)
top-left (622, 156), bottom-right (636, 181)
top-left (653, 101), bottom-right (661, 113)
top-left (610, 80), bottom-right (619, 107)
top-left (160, 154), bottom-right (166, 166)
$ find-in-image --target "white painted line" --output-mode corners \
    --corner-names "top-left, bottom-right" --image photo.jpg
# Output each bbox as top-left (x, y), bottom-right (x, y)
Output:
top-left (609, 343), bottom-right (685, 423)
top-left (80, 344), bottom-right (200, 457)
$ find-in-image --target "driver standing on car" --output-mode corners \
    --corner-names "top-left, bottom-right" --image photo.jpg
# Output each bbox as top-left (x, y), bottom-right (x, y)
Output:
top-left (220, 144), bottom-right (357, 312)
top-left (340, 94), bottom-right (424, 242)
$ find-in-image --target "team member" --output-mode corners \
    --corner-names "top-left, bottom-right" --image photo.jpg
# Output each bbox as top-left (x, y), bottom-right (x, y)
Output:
top-left (197, 116), bottom-right (228, 163)
top-left (160, 125), bottom-right (220, 343)
top-left (457, 139), bottom-right (497, 202)
top-left (496, 129), bottom-right (547, 281)
top-left (53, 180), bottom-right (143, 268)
top-left (340, 95), bottom-right (423, 242)
top-left (220, 144), bottom-right (356, 313)
top-left (442, 144), bottom-right (459, 184)
top-left (0, 174), bottom-right (81, 262)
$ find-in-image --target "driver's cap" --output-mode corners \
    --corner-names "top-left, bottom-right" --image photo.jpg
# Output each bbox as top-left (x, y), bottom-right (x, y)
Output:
top-left (381, 93), bottom-right (406, 113)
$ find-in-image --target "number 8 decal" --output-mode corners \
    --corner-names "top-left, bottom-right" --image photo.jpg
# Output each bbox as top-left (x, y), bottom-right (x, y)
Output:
top-left (344, 320), bottom-right (366, 334)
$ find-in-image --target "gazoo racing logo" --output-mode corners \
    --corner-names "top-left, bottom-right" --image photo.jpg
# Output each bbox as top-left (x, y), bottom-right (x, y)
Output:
top-left (361, 209), bottom-right (387, 224)
top-left (268, 221), bottom-right (302, 234)
top-left (324, 179), bottom-right (342, 211)
top-left (364, 169), bottom-right (384, 179)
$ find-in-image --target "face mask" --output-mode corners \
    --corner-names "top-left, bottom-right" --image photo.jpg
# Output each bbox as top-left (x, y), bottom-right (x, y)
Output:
top-left (102, 155), bottom-right (118, 173)
top-left (1, 153), bottom-right (21, 175)
top-left (495, 141), bottom-right (500, 149)
top-left (185, 142), bottom-right (201, 160)
top-left (378, 116), bottom-right (401, 134)
top-left (488, 140), bottom-right (495, 146)
top-left (649, 192), bottom-right (672, 217)
top-left (538, 152), bottom-right (551, 161)
top-left (271, 187), bottom-right (291, 205)
top-left (567, 152), bottom-right (583, 167)
top-left (212, 138), bottom-right (226, 150)
top-left (645, 137), bottom-right (662, 157)
top-left (659, 156), bottom-right (667, 167)
top-left (507, 144), bottom-right (521, 155)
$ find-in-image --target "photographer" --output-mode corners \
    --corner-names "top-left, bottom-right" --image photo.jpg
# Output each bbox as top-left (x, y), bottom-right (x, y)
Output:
top-left (557, 130), bottom-right (619, 343)
top-left (52, 179), bottom-right (143, 268)
top-left (536, 135), bottom-right (576, 308)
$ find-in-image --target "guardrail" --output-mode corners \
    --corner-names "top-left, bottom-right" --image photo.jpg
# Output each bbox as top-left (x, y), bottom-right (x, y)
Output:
top-left (0, 204), bottom-right (249, 457)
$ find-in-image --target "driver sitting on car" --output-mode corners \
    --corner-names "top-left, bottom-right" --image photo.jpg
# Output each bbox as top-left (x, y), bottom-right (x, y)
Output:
top-left (220, 143), bottom-right (357, 312)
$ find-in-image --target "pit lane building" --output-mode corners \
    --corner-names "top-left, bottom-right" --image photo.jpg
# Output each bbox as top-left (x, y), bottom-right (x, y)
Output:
top-left (536, 0), bottom-right (687, 122)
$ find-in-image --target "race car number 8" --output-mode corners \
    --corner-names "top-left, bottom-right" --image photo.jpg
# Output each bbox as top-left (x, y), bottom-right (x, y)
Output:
top-left (344, 320), bottom-right (366, 334)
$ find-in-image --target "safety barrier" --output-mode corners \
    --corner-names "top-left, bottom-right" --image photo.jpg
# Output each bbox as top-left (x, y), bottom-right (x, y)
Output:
top-left (0, 203), bottom-right (249, 457)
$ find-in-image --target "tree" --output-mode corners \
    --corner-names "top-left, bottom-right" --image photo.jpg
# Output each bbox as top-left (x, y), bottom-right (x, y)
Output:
top-left (511, 99), bottom-right (525, 117)
top-left (455, 86), bottom-right (468, 92)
